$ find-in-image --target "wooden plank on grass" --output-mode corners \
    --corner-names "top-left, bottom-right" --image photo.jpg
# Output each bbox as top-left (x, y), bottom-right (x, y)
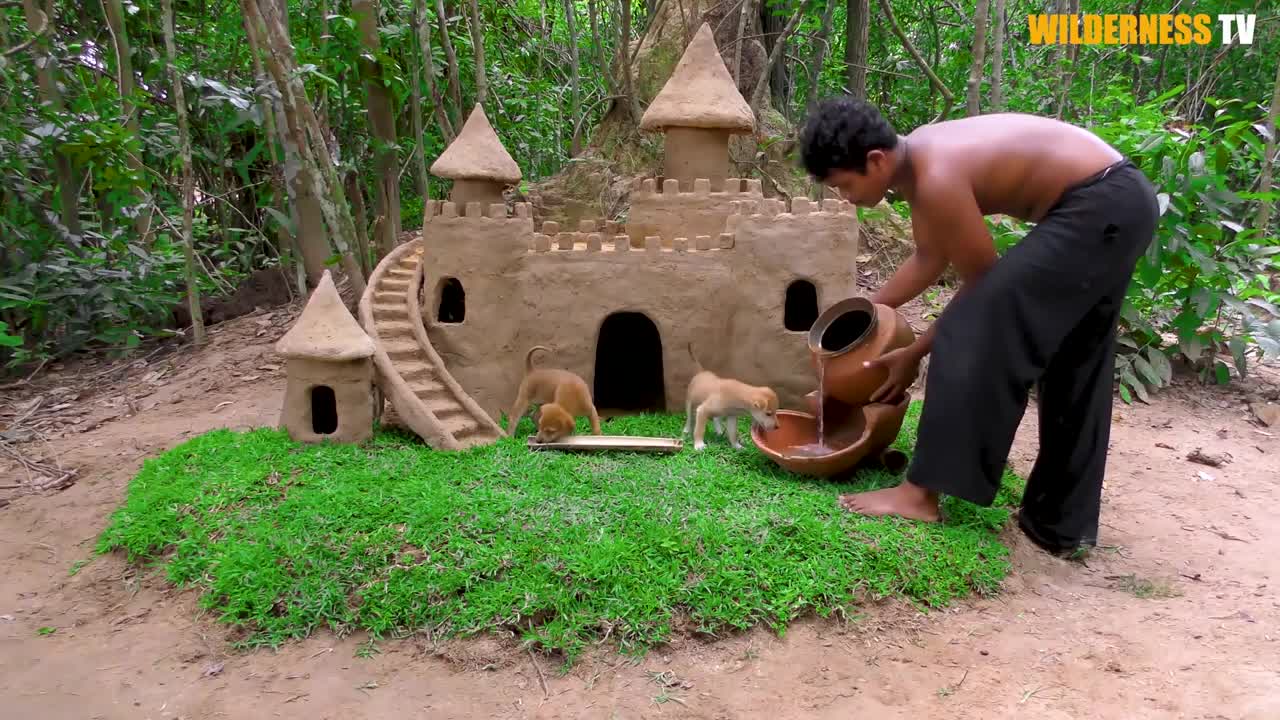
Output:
top-left (526, 435), bottom-right (684, 453)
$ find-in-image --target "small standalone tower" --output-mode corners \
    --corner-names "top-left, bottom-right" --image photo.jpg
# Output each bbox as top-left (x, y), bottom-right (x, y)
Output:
top-left (639, 22), bottom-right (754, 192)
top-left (430, 104), bottom-right (523, 207)
top-left (275, 270), bottom-right (376, 444)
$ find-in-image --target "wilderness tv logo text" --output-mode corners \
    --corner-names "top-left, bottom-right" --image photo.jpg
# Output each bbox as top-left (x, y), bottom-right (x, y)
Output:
top-left (1027, 13), bottom-right (1256, 45)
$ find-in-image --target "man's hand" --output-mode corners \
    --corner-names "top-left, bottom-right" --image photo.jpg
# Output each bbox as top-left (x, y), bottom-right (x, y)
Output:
top-left (863, 344), bottom-right (924, 403)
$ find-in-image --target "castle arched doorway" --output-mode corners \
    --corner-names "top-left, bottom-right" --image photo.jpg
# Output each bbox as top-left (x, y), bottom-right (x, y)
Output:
top-left (593, 312), bottom-right (665, 414)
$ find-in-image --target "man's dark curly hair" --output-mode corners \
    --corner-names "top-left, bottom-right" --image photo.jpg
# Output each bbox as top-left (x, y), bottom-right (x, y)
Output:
top-left (798, 96), bottom-right (899, 180)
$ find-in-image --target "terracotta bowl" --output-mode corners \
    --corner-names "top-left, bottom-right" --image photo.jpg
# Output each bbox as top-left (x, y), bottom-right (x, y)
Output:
top-left (750, 394), bottom-right (912, 478)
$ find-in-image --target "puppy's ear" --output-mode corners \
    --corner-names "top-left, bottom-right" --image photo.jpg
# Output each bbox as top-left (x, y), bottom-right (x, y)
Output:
top-left (751, 397), bottom-right (764, 410)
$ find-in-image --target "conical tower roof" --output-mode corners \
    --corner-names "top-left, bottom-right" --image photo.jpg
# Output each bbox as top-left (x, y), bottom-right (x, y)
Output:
top-left (275, 270), bottom-right (375, 361)
top-left (430, 104), bottom-right (523, 184)
top-left (640, 23), bottom-right (754, 134)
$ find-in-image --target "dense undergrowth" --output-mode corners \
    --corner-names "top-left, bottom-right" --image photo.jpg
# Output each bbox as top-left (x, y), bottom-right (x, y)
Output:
top-left (97, 405), bottom-right (1024, 662)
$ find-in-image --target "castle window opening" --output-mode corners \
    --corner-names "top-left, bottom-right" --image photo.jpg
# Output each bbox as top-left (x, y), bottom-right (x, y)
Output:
top-left (310, 385), bottom-right (338, 435)
top-left (784, 279), bottom-right (819, 332)
top-left (593, 312), bottom-right (666, 414)
top-left (438, 277), bottom-right (465, 323)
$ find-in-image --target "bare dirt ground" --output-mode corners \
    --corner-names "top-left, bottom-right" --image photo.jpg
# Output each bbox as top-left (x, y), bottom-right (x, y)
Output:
top-left (2, 300), bottom-right (1279, 720)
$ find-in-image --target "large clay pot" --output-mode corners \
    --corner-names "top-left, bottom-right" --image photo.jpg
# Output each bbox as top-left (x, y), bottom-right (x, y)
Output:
top-left (749, 392), bottom-right (912, 478)
top-left (806, 297), bottom-right (916, 407)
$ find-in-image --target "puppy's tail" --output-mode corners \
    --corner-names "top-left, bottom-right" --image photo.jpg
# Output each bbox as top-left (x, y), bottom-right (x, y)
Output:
top-left (525, 345), bottom-right (551, 372)
top-left (687, 342), bottom-right (703, 371)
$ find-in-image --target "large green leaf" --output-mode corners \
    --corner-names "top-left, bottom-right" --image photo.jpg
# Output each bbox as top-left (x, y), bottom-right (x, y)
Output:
top-left (1133, 355), bottom-right (1163, 388)
top-left (1120, 370), bottom-right (1150, 403)
top-left (1145, 348), bottom-right (1173, 384)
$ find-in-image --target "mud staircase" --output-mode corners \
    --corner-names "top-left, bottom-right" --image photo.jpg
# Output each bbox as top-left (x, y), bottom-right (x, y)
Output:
top-left (357, 239), bottom-right (504, 450)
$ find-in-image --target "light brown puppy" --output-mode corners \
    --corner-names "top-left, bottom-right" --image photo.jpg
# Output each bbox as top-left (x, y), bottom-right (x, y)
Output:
top-left (683, 343), bottom-right (779, 450)
top-left (506, 345), bottom-right (603, 442)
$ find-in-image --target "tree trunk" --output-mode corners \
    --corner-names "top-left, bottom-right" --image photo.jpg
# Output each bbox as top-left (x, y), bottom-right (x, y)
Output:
top-left (102, 0), bottom-right (152, 242)
top-left (345, 169), bottom-right (374, 276)
top-left (1256, 58), bottom-right (1280, 233)
top-left (537, 0), bottom-right (546, 78)
top-left (589, 0), bottom-right (611, 95)
top-left (436, 0), bottom-right (464, 123)
top-left (990, 0), bottom-right (1006, 111)
top-left (241, 12), bottom-right (305, 295)
top-left (845, 0), bottom-right (869, 99)
top-left (22, 0), bottom-right (82, 242)
top-left (248, 3), bottom-right (328, 287)
top-left (246, 0), bottom-right (367, 297)
top-left (1127, 0), bottom-right (1144, 100)
top-left (965, 0), bottom-right (991, 116)
top-left (352, 0), bottom-right (401, 257)
top-left (563, 0), bottom-right (582, 154)
top-left (414, 0), bottom-right (455, 142)
top-left (407, 0), bottom-right (430, 200)
top-left (805, 0), bottom-right (836, 106)
top-left (758, 2), bottom-right (789, 113)
top-left (875, 0), bottom-right (951, 118)
top-left (617, 0), bottom-right (640, 123)
top-left (1053, 0), bottom-right (1073, 118)
top-left (162, 0), bottom-right (205, 345)
top-left (467, 0), bottom-right (487, 106)
top-left (732, 0), bottom-right (752, 87)
top-left (750, 2), bottom-right (804, 113)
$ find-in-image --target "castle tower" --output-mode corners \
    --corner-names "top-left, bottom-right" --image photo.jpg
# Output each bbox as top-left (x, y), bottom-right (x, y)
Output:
top-left (275, 270), bottom-right (376, 444)
top-left (430, 104), bottom-right (522, 207)
top-left (639, 22), bottom-right (754, 192)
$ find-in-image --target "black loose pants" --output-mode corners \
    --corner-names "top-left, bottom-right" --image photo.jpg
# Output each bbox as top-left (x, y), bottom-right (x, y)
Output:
top-left (908, 160), bottom-right (1159, 552)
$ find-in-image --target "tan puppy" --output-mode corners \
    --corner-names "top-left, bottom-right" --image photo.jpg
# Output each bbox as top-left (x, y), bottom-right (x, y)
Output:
top-left (683, 343), bottom-right (779, 451)
top-left (506, 345), bottom-right (603, 442)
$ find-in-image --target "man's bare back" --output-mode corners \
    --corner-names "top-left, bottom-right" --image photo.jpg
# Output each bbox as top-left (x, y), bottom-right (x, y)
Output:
top-left (900, 113), bottom-right (1124, 223)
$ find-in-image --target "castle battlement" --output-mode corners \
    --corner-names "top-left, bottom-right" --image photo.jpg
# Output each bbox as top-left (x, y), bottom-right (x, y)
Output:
top-left (423, 199), bottom-right (535, 223)
top-left (725, 197), bottom-right (856, 235)
top-left (632, 176), bottom-right (765, 197)
top-left (527, 230), bottom-right (735, 254)
top-left (738, 196), bottom-right (857, 219)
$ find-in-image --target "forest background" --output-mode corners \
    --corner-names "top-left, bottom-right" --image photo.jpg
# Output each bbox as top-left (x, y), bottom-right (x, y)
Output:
top-left (0, 0), bottom-right (1276, 403)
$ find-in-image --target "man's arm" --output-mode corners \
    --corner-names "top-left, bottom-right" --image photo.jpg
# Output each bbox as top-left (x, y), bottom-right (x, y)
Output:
top-left (895, 177), bottom-right (998, 359)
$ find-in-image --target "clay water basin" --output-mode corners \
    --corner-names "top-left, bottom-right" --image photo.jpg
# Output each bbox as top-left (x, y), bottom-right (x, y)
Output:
top-left (750, 393), bottom-right (911, 478)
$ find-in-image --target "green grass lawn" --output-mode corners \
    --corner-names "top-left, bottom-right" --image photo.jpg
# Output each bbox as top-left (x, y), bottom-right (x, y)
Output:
top-left (96, 401), bottom-right (1023, 662)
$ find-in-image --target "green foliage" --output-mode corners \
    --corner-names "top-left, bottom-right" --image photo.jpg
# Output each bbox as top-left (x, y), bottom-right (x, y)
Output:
top-left (97, 406), bottom-right (1023, 661)
top-left (1091, 89), bottom-right (1279, 398)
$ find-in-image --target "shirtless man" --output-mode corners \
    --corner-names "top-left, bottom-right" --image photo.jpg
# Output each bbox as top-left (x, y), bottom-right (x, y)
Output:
top-left (798, 97), bottom-right (1159, 556)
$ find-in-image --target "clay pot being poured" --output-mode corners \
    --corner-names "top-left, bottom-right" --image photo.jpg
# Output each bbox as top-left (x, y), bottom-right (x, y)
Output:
top-left (749, 296), bottom-right (917, 478)
top-left (806, 296), bottom-right (916, 407)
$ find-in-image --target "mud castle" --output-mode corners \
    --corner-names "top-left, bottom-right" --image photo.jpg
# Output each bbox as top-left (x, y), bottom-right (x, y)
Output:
top-left (354, 22), bottom-right (862, 450)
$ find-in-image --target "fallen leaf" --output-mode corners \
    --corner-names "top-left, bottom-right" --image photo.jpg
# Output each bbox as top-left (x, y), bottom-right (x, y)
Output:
top-left (240, 375), bottom-right (261, 382)
top-left (1155, 442), bottom-right (1175, 450)
top-left (1196, 471), bottom-right (1215, 482)
top-left (203, 662), bottom-right (224, 678)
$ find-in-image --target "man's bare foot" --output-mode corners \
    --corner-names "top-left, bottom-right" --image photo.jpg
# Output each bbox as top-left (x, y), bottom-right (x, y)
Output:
top-left (838, 481), bottom-right (941, 522)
